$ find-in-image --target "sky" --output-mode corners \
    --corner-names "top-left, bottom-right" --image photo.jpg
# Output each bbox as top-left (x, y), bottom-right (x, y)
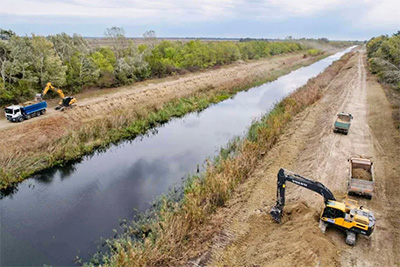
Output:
top-left (0, 0), bottom-right (399, 40)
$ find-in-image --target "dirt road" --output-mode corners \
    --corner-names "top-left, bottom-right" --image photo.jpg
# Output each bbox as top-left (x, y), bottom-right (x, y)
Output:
top-left (204, 50), bottom-right (400, 266)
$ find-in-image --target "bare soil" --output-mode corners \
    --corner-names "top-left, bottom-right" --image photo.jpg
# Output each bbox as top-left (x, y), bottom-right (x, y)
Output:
top-left (201, 50), bottom-right (400, 266)
top-left (352, 168), bottom-right (372, 181)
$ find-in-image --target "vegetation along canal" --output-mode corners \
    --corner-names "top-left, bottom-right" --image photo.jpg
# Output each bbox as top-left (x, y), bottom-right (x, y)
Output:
top-left (0, 47), bottom-right (354, 266)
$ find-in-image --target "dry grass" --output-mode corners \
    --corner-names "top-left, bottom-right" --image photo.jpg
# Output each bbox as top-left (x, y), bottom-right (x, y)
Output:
top-left (0, 54), bottom-right (327, 190)
top-left (87, 52), bottom-right (353, 266)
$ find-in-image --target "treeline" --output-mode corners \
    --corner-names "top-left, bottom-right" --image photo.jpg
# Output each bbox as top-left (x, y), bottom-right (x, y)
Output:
top-left (0, 27), bottom-right (311, 105)
top-left (367, 31), bottom-right (400, 90)
top-left (240, 37), bottom-right (358, 49)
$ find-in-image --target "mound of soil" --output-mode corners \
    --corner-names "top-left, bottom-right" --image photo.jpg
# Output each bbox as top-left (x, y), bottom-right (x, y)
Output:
top-left (352, 168), bottom-right (372, 181)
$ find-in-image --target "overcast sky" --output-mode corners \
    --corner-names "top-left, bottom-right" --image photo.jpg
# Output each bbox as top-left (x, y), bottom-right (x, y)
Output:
top-left (1, 0), bottom-right (399, 40)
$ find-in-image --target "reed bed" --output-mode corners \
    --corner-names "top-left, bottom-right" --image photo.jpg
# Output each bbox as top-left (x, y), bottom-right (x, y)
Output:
top-left (84, 52), bottom-right (353, 266)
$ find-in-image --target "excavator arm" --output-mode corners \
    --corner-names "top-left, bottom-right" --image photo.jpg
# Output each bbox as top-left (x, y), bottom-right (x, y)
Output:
top-left (270, 168), bottom-right (336, 223)
top-left (41, 82), bottom-right (65, 99)
top-left (36, 82), bottom-right (76, 110)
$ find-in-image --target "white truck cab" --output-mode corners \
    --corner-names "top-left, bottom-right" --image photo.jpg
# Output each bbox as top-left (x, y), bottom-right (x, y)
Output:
top-left (5, 105), bottom-right (24, 122)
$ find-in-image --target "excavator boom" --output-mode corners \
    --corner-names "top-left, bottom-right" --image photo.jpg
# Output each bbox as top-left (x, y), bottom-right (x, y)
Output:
top-left (40, 82), bottom-right (65, 99)
top-left (271, 168), bottom-right (335, 223)
top-left (37, 82), bottom-right (76, 110)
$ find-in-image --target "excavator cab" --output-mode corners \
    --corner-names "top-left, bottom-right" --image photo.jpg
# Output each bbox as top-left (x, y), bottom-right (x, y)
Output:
top-left (57, 96), bottom-right (77, 110)
top-left (321, 205), bottom-right (345, 220)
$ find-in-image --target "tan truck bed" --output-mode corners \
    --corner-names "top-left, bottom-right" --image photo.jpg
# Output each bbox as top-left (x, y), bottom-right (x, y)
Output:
top-left (348, 157), bottom-right (374, 199)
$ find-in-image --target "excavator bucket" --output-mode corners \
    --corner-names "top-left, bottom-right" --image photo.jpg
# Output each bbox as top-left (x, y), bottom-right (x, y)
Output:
top-left (270, 205), bottom-right (283, 223)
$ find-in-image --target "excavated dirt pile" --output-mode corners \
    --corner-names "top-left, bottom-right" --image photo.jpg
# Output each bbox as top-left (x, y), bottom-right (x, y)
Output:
top-left (352, 168), bottom-right (372, 181)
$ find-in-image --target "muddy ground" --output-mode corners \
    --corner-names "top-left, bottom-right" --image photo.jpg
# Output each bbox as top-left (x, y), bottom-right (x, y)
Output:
top-left (201, 50), bottom-right (400, 266)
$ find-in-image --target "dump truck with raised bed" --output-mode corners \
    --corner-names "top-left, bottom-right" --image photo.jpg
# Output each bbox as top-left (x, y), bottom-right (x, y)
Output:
top-left (271, 168), bottom-right (375, 246)
top-left (348, 157), bottom-right (374, 199)
top-left (334, 112), bottom-right (353, 134)
top-left (4, 101), bottom-right (47, 122)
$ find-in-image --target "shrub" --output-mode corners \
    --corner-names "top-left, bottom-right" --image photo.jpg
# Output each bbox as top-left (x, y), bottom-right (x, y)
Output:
top-left (367, 32), bottom-right (400, 88)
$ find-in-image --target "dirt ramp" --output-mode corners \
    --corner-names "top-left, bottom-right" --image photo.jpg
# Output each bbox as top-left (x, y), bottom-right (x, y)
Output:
top-left (211, 203), bottom-right (341, 267)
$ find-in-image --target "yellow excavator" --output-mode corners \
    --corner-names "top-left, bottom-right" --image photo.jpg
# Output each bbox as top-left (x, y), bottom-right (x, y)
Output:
top-left (270, 169), bottom-right (375, 246)
top-left (36, 82), bottom-right (77, 111)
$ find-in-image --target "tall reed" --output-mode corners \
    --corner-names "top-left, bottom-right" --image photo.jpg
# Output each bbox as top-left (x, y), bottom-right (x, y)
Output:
top-left (85, 52), bottom-right (353, 266)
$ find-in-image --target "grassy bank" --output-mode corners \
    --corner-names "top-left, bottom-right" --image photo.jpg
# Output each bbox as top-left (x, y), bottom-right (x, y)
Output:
top-left (0, 53), bottom-right (328, 190)
top-left (83, 52), bottom-right (354, 266)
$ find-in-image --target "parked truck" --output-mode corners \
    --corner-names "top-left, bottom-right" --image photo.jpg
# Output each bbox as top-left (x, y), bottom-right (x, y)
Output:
top-left (347, 157), bottom-right (374, 199)
top-left (334, 112), bottom-right (353, 135)
top-left (4, 101), bottom-right (47, 122)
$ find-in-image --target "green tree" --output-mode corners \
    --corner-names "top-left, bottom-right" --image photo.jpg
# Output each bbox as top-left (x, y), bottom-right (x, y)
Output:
top-left (29, 35), bottom-right (66, 88)
top-left (115, 42), bottom-right (150, 84)
top-left (0, 29), bottom-right (16, 40)
top-left (104, 26), bottom-right (126, 58)
top-left (0, 40), bottom-right (10, 91)
top-left (376, 35), bottom-right (400, 67)
top-left (66, 52), bottom-right (99, 91)
top-left (367, 32), bottom-right (400, 89)
top-left (0, 36), bottom-right (38, 103)
top-left (7, 36), bottom-right (36, 85)
top-left (48, 33), bottom-right (90, 63)
top-left (90, 47), bottom-right (117, 87)
top-left (366, 35), bottom-right (388, 58)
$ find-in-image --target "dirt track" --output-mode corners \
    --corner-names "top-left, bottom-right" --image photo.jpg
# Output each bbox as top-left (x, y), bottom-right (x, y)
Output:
top-left (205, 50), bottom-right (400, 266)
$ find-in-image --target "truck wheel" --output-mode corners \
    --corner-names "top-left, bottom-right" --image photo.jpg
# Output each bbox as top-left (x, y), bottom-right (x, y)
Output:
top-left (41, 109), bottom-right (46, 115)
top-left (18, 117), bottom-right (24, 122)
top-left (26, 114), bottom-right (31, 120)
top-left (319, 219), bottom-right (327, 233)
top-left (346, 231), bottom-right (356, 246)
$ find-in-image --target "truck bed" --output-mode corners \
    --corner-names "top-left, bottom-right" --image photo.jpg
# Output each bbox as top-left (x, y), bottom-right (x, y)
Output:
top-left (348, 179), bottom-right (374, 199)
top-left (335, 121), bottom-right (350, 129)
top-left (21, 101), bottom-right (47, 115)
top-left (348, 158), bottom-right (374, 199)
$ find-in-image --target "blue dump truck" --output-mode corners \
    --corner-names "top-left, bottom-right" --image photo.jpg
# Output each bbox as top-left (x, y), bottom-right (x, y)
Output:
top-left (334, 112), bottom-right (353, 135)
top-left (4, 101), bottom-right (47, 122)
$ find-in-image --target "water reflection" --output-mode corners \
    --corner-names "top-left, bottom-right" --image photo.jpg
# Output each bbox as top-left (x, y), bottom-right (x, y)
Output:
top-left (0, 47), bottom-right (355, 266)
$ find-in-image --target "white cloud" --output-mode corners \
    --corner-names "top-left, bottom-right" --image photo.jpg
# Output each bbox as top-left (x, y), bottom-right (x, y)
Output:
top-left (0, 0), bottom-right (399, 28)
top-left (0, 0), bottom-right (345, 19)
top-left (359, 0), bottom-right (400, 28)
top-left (0, 0), bottom-right (237, 21)
top-left (267, 0), bottom-right (346, 16)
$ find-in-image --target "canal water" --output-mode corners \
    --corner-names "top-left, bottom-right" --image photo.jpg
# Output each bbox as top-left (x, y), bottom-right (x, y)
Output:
top-left (0, 47), bottom-right (354, 266)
